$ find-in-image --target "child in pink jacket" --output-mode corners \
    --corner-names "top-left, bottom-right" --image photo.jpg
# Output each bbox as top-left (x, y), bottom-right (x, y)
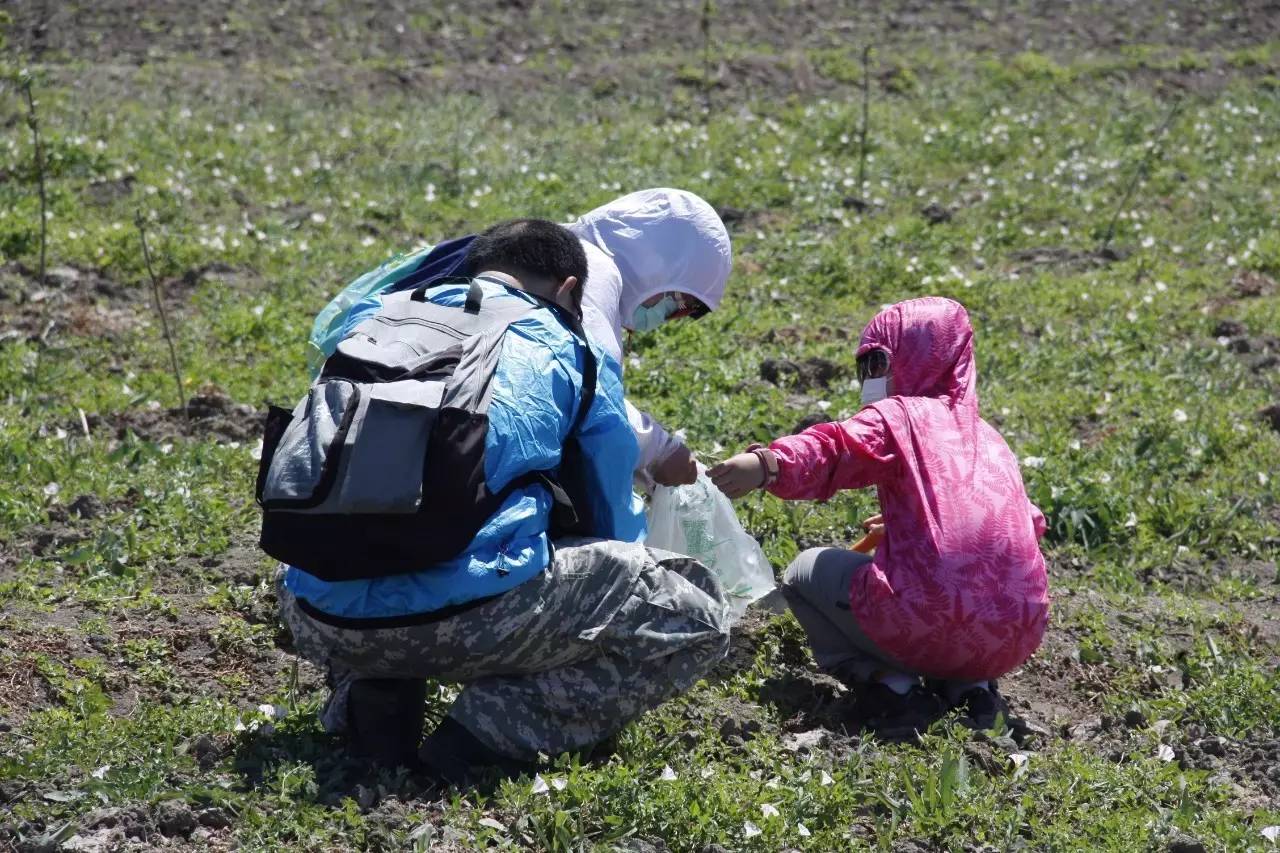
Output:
top-left (710, 297), bottom-right (1049, 737)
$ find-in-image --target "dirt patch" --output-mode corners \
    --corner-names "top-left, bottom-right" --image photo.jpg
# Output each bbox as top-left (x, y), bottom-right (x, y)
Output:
top-left (2, 799), bottom-right (240, 852)
top-left (1260, 404), bottom-right (1280, 433)
top-left (86, 388), bottom-right (264, 446)
top-left (0, 262), bottom-right (260, 346)
top-left (721, 573), bottom-right (1276, 802)
top-left (762, 325), bottom-right (854, 347)
top-left (0, 489), bottom-right (147, 583)
top-left (2, 512), bottom-right (280, 728)
top-left (920, 202), bottom-right (953, 225)
top-left (0, 263), bottom-right (142, 343)
top-left (0, 553), bottom-right (300, 729)
top-left (1006, 245), bottom-right (1129, 273)
top-left (1204, 270), bottom-right (1280, 315)
top-left (13, 1), bottom-right (1280, 106)
top-left (1213, 318), bottom-right (1280, 374)
top-left (1230, 270), bottom-right (1278, 299)
top-left (759, 356), bottom-right (845, 391)
top-left (1138, 555), bottom-right (1279, 593)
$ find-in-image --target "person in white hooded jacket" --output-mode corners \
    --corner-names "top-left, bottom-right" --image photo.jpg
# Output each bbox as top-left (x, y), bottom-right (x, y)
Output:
top-left (568, 188), bottom-right (733, 492)
top-left (307, 187), bottom-right (732, 493)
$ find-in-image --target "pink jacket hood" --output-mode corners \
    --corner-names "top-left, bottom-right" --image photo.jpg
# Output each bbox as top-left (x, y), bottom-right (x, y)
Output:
top-left (858, 296), bottom-right (977, 408)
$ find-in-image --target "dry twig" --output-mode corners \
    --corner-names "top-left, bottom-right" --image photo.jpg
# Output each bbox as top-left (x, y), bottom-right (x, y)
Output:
top-left (135, 211), bottom-right (187, 415)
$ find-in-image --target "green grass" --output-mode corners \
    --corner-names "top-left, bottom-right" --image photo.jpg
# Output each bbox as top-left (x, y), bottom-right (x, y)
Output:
top-left (1, 7), bottom-right (1279, 852)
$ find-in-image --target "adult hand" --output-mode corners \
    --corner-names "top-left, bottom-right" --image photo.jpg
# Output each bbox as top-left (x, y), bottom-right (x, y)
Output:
top-left (708, 452), bottom-right (765, 499)
top-left (652, 443), bottom-right (698, 487)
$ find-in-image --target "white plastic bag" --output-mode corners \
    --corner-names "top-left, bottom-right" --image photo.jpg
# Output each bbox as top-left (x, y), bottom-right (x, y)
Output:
top-left (646, 468), bottom-right (776, 621)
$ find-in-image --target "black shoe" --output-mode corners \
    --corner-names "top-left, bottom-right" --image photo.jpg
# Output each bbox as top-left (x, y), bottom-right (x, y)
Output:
top-left (953, 682), bottom-right (1012, 731)
top-left (418, 716), bottom-right (537, 789)
top-left (347, 678), bottom-right (427, 770)
top-left (853, 683), bottom-right (945, 740)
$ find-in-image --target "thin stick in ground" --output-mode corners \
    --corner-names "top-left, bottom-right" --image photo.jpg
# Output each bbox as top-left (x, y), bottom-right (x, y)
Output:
top-left (701, 0), bottom-right (714, 117)
top-left (1099, 98), bottom-right (1183, 256)
top-left (857, 45), bottom-right (872, 194)
top-left (135, 212), bottom-right (187, 416)
top-left (22, 76), bottom-right (47, 290)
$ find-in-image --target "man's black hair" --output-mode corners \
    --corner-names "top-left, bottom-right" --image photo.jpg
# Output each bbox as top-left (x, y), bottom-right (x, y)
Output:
top-left (464, 219), bottom-right (588, 310)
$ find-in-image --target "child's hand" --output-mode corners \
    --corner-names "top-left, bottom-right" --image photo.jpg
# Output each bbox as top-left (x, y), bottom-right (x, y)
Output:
top-left (708, 452), bottom-right (765, 499)
top-left (852, 513), bottom-right (886, 553)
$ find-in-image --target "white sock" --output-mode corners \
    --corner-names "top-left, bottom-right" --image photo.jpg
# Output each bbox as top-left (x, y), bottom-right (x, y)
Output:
top-left (877, 672), bottom-right (919, 695)
top-left (945, 680), bottom-right (989, 705)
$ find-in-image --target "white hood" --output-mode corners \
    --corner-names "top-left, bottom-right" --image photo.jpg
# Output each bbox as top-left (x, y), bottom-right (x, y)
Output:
top-left (568, 188), bottom-right (732, 327)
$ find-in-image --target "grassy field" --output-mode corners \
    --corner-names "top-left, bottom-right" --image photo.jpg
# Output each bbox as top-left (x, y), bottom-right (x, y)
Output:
top-left (1, 2), bottom-right (1279, 850)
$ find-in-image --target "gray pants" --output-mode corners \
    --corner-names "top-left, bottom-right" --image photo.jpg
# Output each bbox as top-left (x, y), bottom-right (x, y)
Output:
top-left (278, 539), bottom-right (730, 760)
top-left (780, 547), bottom-right (914, 683)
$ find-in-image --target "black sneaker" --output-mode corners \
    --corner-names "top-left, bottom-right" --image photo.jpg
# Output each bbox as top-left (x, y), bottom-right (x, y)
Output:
top-left (346, 678), bottom-right (427, 770)
top-left (853, 683), bottom-right (945, 740)
top-left (417, 716), bottom-right (537, 789)
top-left (953, 682), bottom-right (1012, 731)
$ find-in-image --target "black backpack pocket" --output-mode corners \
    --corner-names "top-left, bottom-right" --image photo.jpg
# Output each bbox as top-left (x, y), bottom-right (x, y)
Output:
top-left (255, 404), bottom-right (296, 505)
top-left (259, 380), bottom-right (360, 509)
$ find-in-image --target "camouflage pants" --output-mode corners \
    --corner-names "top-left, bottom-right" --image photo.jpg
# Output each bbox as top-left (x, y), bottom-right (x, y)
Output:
top-left (277, 539), bottom-right (730, 760)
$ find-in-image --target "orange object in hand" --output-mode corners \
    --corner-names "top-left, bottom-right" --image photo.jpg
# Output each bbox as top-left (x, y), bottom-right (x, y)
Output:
top-left (851, 514), bottom-right (885, 553)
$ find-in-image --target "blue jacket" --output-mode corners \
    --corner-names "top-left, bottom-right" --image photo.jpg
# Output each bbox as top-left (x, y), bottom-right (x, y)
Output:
top-left (284, 279), bottom-right (647, 620)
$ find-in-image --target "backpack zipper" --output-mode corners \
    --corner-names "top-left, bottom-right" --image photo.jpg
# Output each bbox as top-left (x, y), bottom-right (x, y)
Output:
top-left (372, 316), bottom-right (466, 339)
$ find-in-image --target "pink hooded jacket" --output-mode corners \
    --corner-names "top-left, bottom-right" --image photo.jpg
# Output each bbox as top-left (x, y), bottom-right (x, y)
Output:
top-left (767, 297), bottom-right (1049, 680)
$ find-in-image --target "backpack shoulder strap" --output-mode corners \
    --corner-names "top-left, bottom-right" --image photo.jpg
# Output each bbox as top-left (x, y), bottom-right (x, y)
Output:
top-left (570, 336), bottom-right (597, 434)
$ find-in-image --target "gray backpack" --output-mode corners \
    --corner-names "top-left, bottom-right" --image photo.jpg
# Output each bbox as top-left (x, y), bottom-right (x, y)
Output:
top-left (255, 276), bottom-right (596, 581)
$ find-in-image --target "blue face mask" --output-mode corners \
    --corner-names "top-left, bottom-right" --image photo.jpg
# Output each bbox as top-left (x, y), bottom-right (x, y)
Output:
top-left (630, 295), bottom-right (678, 332)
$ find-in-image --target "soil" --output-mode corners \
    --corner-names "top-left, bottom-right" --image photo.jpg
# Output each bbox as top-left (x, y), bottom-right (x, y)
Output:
top-left (762, 325), bottom-right (854, 347)
top-left (759, 356), bottom-right (845, 392)
top-left (86, 388), bottom-right (265, 446)
top-left (0, 262), bottom-right (261, 347)
top-left (0, 532), bottom-right (301, 729)
top-left (694, 559), bottom-right (1278, 809)
top-left (1006, 245), bottom-right (1130, 273)
top-left (11, 1), bottom-right (1280, 105)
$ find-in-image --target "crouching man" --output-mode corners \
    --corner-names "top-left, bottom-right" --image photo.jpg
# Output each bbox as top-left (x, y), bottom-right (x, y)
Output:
top-left (265, 219), bottom-right (730, 783)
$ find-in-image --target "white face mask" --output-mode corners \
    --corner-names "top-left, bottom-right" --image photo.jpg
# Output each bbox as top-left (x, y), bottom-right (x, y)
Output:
top-left (861, 377), bottom-right (889, 406)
